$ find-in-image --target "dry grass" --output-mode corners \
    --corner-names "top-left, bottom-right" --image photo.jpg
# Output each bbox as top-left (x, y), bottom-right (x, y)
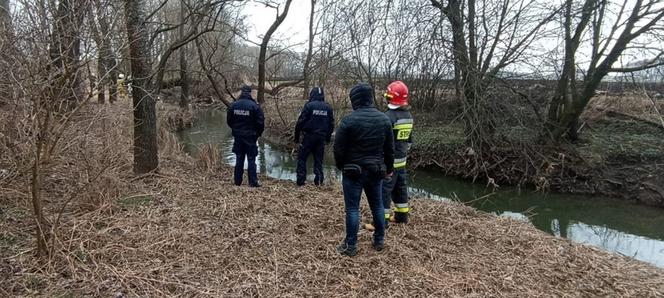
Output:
top-left (196, 143), bottom-right (220, 172)
top-left (157, 101), bottom-right (195, 131)
top-left (1, 103), bottom-right (664, 297)
top-left (584, 92), bottom-right (664, 124)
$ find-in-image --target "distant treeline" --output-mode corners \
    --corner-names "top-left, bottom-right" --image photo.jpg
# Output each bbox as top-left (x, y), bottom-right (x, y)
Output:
top-left (268, 77), bottom-right (664, 95)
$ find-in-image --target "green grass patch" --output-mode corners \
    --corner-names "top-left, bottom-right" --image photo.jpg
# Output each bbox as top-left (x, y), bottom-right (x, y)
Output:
top-left (0, 233), bottom-right (17, 247)
top-left (411, 122), bottom-right (465, 152)
top-left (579, 118), bottom-right (664, 164)
top-left (0, 206), bottom-right (31, 220)
top-left (116, 195), bottom-right (154, 208)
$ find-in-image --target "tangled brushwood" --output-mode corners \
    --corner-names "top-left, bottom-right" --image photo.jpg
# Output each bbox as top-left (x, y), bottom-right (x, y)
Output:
top-left (1, 104), bottom-right (664, 297)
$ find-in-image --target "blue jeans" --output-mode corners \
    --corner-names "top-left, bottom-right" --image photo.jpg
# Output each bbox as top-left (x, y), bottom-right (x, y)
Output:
top-left (342, 170), bottom-right (385, 247)
top-left (296, 134), bottom-right (325, 185)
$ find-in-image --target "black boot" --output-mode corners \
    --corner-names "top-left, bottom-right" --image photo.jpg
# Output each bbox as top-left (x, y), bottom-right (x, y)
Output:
top-left (394, 212), bottom-right (408, 224)
top-left (336, 242), bottom-right (358, 257)
top-left (372, 241), bottom-right (384, 251)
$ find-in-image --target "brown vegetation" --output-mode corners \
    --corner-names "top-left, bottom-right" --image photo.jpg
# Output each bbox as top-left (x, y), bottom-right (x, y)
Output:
top-left (3, 102), bottom-right (663, 296)
top-left (259, 86), bottom-right (664, 207)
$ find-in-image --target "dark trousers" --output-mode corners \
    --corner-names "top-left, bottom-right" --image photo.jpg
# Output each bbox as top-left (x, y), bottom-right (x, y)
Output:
top-left (382, 168), bottom-right (408, 221)
top-left (342, 170), bottom-right (385, 247)
top-left (232, 136), bottom-right (259, 186)
top-left (296, 134), bottom-right (325, 185)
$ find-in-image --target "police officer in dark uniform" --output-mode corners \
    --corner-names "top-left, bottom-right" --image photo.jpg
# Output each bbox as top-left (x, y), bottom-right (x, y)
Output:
top-left (294, 87), bottom-right (335, 186)
top-left (226, 85), bottom-right (264, 187)
top-left (334, 83), bottom-right (394, 256)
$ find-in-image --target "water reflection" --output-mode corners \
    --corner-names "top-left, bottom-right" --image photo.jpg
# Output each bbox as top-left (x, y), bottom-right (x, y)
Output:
top-left (178, 110), bottom-right (664, 268)
top-left (568, 222), bottom-right (664, 267)
top-left (410, 169), bottom-right (664, 268)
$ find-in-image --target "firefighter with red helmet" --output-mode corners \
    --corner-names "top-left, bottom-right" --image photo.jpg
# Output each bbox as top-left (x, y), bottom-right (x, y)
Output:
top-left (382, 81), bottom-right (414, 226)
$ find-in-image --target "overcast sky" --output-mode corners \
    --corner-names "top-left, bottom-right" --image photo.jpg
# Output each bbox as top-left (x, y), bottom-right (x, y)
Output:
top-left (241, 0), bottom-right (312, 51)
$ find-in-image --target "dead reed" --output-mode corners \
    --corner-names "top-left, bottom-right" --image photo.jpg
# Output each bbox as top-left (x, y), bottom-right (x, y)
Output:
top-left (1, 103), bottom-right (663, 297)
top-left (196, 143), bottom-right (220, 172)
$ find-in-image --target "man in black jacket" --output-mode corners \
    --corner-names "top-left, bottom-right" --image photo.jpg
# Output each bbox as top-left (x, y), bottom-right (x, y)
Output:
top-left (294, 87), bottom-right (335, 186)
top-left (226, 85), bottom-right (264, 187)
top-left (333, 82), bottom-right (394, 256)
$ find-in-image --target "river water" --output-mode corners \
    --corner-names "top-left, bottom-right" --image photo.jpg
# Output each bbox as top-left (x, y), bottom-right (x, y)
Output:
top-left (178, 110), bottom-right (664, 268)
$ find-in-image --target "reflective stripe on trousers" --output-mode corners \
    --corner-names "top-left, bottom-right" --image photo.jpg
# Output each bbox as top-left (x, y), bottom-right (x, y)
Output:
top-left (394, 203), bottom-right (409, 213)
top-left (394, 157), bottom-right (407, 169)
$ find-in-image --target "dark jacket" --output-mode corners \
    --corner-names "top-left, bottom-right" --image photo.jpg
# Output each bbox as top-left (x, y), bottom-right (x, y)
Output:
top-left (227, 87), bottom-right (265, 138)
top-left (295, 87), bottom-right (335, 142)
top-left (333, 83), bottom-right (395, 173)
top-left (386, 107), bottom-right (413, 169)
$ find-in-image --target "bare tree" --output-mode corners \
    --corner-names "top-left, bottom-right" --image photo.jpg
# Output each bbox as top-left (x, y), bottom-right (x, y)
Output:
top-left (152, 1), bottom-right (226, 95)
top-left (2, 0), bottom-right (98, 258)
top-left (544, 0), bottom-right (664, 142)
top-left (123, 0), bottom-right (229, 173)
top-left (49, 0), bottom-right (89, 105)
top-left (179, 0), bottom-right (190, 108)
top-left (0, 0), bottom-right (14, 104)
top-left (257, 0), bottom-right (293, 104)
top-left (124, 0), bottom-right (159, 174)
top-left (431, 0), bottom-right (559, 151)
top-left (89, 0), bottom-right (120, 104)
top-left (195, 35), bottom-right (232, 107)
top-left (301, 0), bottom-right (316, 100)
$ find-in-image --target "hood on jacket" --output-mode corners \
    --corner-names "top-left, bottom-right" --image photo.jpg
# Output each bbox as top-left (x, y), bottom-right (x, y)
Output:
top-left (238, 85), bottom-right (254, 101)
top-left (308, 87), bottom-right (325, 102)
top-left (349, 83), bottom-right (374, 110)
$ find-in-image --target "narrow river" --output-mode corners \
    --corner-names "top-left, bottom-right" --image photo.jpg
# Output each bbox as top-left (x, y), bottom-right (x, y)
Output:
top-left (178, 109), bottom-right (664, 268)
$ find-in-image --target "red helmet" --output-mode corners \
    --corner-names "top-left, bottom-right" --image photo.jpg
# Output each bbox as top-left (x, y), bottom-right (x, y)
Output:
top-left (384, 81), bottom-right (409, 107)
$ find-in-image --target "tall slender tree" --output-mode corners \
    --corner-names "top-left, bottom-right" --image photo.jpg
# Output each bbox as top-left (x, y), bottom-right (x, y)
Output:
top-left (0, 0), bottom-right (14, 104)
top-left (124, 0), bottom-right (159, 174)
top-left (49, 0), bottom-right (88, 105)
top-left (257, 0), bottom-right (293, 104)
top-left (179, 0), bottom-right (190, 108)
top-left (89, 0), bottom-right (119, 104)
top-left (301, 0), bottom-right (316, 100)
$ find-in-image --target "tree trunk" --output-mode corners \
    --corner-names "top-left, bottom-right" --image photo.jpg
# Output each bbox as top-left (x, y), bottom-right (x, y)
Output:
top-left (31, 146), bottom-right (49, 258)
top-left (49, 0), bottom-right (87, 105)
top-left (302, 0), bottom-right (316, 100)
top-left (31, 108), bottom-right (50, 258)
top-left (542, 0), bottom-right (664, 142)
top-left (179, 0), bottom-right (189, 108)
top-left (96, 56), bottom-right (105, 104)
top-left (89, 2), bottom-right (118, 105)
top-left (442, 0), bottom-right (495, 151)
top-left (124, 0), bottom-right (159, 174)
top-left (257, 0), bottom-right (293, 104)
top-left (0, 0), bottom-right (9, 27)
top-left (0, 0), bottom-right (14, 103)
top-left (94, 0), bottom-right (118, 104)
top-left (194, 35), bottom-right (231, 107)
